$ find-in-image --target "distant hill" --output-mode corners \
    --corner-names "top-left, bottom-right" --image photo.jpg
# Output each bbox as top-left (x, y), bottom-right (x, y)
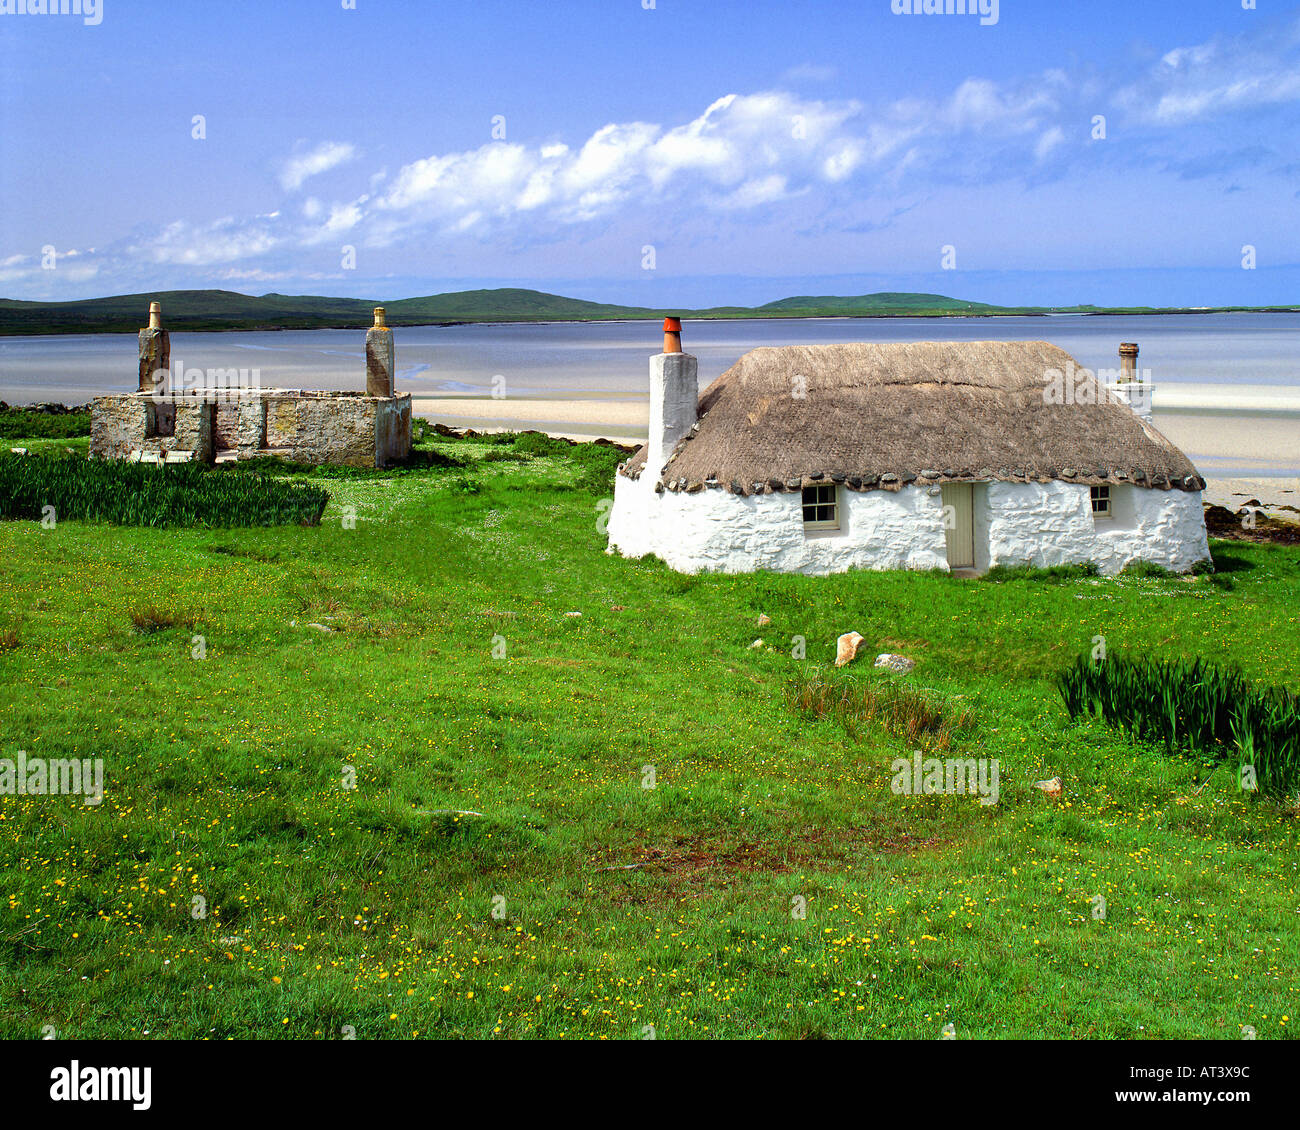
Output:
top-left (1, 287), bottom-right (1296, 335)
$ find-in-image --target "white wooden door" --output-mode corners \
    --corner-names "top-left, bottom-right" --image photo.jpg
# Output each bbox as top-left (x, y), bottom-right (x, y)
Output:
top-left (941, 484), bottom-right (975, 569)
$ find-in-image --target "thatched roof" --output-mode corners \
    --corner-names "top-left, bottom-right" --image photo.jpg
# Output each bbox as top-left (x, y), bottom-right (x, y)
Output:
top-left (622, 341), bottom-right (1204, 494)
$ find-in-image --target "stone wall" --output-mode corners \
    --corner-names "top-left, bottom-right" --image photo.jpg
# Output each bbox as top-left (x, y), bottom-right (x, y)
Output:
top-left (89, 395), bottom-right (214, 463)
top-left (608, 474), bottom-right (1210, 575)
top-left (91, 391), bottom-right (411, 468)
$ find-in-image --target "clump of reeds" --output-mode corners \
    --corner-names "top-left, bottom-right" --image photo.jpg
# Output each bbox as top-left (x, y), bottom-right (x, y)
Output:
top-left (1057, 652), bottom-right (1300, 799)
top-left (786, 670), bottom-right (974, 750)
top-left (128, 604), bottom-right (198, 635)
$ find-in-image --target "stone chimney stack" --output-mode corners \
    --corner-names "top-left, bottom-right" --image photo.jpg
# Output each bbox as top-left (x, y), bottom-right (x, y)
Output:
top-left (1119, 342), bottom-right (1139, 383)
top-left (138, 300), bottom-right (170, 395)
top-left (647, 317), bottom-right (697, 480)
top-left (365, 307), bottom-right (395, 397)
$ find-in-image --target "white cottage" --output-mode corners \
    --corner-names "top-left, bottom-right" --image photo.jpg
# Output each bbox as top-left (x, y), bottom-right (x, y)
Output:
top-left (607, 321), bottom-right (1210, 576)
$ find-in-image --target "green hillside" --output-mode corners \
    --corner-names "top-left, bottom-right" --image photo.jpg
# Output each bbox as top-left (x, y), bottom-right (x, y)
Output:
top-left (2, 286), bottom-right (1297, 335)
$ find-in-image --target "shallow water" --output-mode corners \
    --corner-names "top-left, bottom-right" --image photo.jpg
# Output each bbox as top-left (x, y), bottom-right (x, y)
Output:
top-left (2, 312), bottom-right (1298, 406)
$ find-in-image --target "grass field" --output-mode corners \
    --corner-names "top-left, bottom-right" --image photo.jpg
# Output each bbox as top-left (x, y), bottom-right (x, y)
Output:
top-left (1, 431), bottom-right (1297, 1040)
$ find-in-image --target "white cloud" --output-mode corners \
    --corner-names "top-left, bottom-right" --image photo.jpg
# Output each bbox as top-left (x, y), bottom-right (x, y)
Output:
top-left (141, 217), bottom-right (281, 267)
top-left (1035, 126), bottom-right (1065, 161)
top-left (1118, 17), bottom-right (1300, 125)
top-left (369, 91), bottom-right (866, 241)
top-left (280, 141), bottom-right (358, 191)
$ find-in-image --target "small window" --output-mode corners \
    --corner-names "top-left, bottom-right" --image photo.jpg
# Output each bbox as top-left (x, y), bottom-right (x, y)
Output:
top-left (145, 401), bottom-right (176, 439)
top-left (1091, 485), bottom-right (1112, 518)
top-left (802, 483), bottom-right (838, 530)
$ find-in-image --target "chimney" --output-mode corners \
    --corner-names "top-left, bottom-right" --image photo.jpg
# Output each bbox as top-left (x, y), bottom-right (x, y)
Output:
top-left (647, 316), bottom-right (697, 480)
top-left (663, 315), bottom-right (682, 354)
top-left (365, 306), bottom-right (395, 397)
top-left (1119, 342), bottom-right (1139, 383)
top-left (138, 301), bottom-right (170, 394)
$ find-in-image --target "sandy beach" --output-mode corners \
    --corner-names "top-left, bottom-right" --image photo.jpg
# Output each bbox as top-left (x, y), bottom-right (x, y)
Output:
top-left (412, 396), bottom-right (647, 446)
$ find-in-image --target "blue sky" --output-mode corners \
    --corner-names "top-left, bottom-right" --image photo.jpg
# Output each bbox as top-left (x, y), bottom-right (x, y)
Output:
top-left (2, 0), bottom-right (1299, 307)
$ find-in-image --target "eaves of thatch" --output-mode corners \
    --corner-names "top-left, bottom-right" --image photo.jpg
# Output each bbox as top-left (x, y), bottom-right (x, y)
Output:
top-left (621, 340), bottom-right (1204, 495)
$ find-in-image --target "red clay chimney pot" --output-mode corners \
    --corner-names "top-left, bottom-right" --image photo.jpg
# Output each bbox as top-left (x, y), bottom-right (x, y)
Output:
top-left (662, 316), bottom-right (682, 354)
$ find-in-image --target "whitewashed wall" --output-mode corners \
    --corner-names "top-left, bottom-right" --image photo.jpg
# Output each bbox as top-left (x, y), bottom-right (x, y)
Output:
top-left (983, 480), bottom-right (1208, 574)
top-left (608, 474), bottom-right (1209, 575)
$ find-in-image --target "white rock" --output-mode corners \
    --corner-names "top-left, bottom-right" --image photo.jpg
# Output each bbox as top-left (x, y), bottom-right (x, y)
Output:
top-left (835, 632), bottom-right (866, 667)
top-left (874, 653), bottom-right (916, 673)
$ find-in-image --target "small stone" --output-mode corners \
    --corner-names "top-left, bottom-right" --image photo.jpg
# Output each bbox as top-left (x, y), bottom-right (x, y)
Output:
top-left (835, 632), bottom-right (866, 668)
top-left (1035, 777), bottom-right (1063, 798)
top-left (564, 611), bottom-right (582, 618)
top-left (749, 638), bottom-right (764, 649)
top-left (757, 613), bottom-right (771, 627)
top-left (874, 652), bottom-right (915, 673)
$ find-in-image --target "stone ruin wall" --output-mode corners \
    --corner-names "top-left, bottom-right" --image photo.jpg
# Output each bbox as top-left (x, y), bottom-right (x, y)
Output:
top-left (88, 305), bottom-right (412, 468)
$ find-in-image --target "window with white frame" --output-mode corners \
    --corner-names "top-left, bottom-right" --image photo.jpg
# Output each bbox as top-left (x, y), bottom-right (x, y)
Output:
top-left (802, 483), bottom-right (838, 530)
top-left (1090, 485), bottom-right (1112, 519)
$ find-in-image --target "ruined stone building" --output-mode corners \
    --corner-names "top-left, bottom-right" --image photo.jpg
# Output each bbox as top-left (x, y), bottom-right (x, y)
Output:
top-left (89, 303), bottom-right (411, 467)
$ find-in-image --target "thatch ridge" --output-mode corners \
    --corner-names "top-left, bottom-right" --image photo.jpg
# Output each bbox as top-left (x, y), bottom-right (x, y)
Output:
top-left (622, 340), bottom-right (1203, 494)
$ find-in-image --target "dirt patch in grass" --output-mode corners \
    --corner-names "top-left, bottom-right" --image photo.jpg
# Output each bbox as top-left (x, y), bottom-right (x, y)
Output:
top-left (596, 837), bottom-right (792, 903)
top-left (597, 820), bottom-right (948, 905)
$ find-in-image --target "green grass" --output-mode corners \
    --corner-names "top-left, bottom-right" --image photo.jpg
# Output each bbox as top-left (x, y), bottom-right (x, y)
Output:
top-left (0, 454), bottom-right (329, 527)
top-left (0, 432), bottom-right (1297, 1040)
top-left (0, 407), bottom-right (91, 440)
